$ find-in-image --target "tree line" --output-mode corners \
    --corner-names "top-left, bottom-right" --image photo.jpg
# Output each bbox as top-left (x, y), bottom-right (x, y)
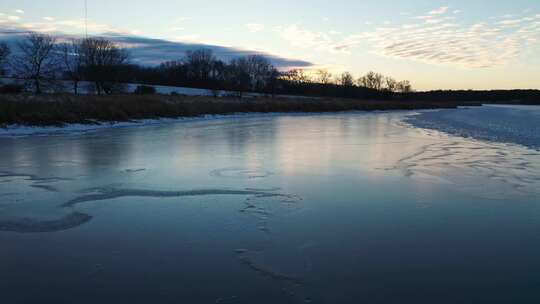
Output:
top-left (0, 33), bottom-right (414, 98)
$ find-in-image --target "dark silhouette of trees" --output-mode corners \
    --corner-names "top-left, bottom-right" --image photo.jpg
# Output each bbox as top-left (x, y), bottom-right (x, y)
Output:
top-left (356, 71), bottom-right (414, 93)
top-left (11, 33), bottom-right (60, 94)
top-left (396, 80), bottom-right (412, 93)
top-left (282, 69), bottom-right (312, 85)
top-left (385, 77), bottom-right (398, 92)
top-left (358, 71), bottom-right (384, 91)
top-left (1, 33), bottom-right (421, 100)
top-left (0, 42), bottom-right (10, 76)
top-left (80, 38), bottom-right (130, 94)
top-left (338, 72), bottom-right (355, 87)
top-left (227, 58), bottom-right (252, 97)
top-left (60, 39), bottom-right (86, 94)
top-left (315, 69), bottom-right (333, 85)
top-left (184, 49), bottom-right (216, 83)
top-left (230, 55), bottom-right (273, 91)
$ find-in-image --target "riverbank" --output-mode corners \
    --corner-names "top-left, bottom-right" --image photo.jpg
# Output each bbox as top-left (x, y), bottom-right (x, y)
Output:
top-left (0, 94), bottom-right (477, 129)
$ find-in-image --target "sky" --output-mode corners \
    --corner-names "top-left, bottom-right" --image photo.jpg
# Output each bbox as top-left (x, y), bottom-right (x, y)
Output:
top-left (1, 0), bottom-right (540, 90)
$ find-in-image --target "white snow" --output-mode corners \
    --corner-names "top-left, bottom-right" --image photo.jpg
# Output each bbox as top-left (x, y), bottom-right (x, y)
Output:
top-left (0, 77), bottom-right (309, 99)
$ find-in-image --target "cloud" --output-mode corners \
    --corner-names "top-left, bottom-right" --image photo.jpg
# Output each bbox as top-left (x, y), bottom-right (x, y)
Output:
top-left (174, 17), bottom-right (192, 23)
top-left (358, 9), bottom-right (540, 68)
top-left (0, 13), bottom-right (130, 35)
top-left (15, 9), bottom-right (24, 14)
top-left (0, 19), bottom-right (312, 70)
top-left (498, 19), bottom-right (523, 26)
top-left (275, 24), bottom-right (337, 52)
top-left (429, 7), bottom-right (449, 15)
top-left (272, 7), bottom-right (540, 69)
top-left (246, 23), bottom-right (265, 33)
top-left (102, 34), bottom-right (313, 68)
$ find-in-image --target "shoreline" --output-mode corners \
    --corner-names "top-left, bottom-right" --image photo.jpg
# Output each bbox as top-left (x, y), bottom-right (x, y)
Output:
top-left (0, 94), bottom-right (477, 137)
top-left (0, 110), bottom-right (427, 137)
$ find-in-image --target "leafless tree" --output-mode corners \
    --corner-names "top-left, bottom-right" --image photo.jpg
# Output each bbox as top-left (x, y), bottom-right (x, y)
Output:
top-left (396, 80), bottom-right (413, 93)
top-left (282, 69), bottom-right (312, 84)
top-left (80, 38), bottom-right (129, 94)
top-left (0, 42), bottom-right (10, 76)
top-left (230, 55), bottom-right (273, 91)
top-left (267, 68), bottom-right (281, 98)
top-left (184, 49), bottom-right (216, 82)
top-left (384, 76), bottom-right (398, 92)
top-left (60, 39), bottom-right (85, 94)
top-left (227, 59), bottom-right (251, 98)
top-left (338, 72), bottom-right (355, 87)
top-left (11, 33), bottom-right (60, 94)
top-left (316, 69), bottom-right (333, 85)
top-left (358, 71), bottom-right (384, 91)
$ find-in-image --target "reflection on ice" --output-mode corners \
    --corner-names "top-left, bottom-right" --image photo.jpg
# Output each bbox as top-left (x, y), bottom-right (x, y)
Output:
top-left (1, 109), bottom-right (540, 303)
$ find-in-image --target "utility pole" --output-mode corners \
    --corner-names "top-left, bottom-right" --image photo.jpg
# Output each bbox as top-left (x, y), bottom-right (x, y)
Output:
top-left (85, 0), bottom-right (88, 38)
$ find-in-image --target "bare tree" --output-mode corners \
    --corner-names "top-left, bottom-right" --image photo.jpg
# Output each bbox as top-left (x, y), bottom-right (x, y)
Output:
top-left (11, 33), bottom-right (59, 94)
top-left (267, 68), bottom-right (281, 98)
top-left (184, 49), bottom-right (216, 82)
top-left (230, 55), bottom-right (273, 92)
top-left (0, 42), bottom-right (10, 76)
top-left (80, 38), bottom-right (129, 94)
top-left (358, 71), bottom-right (384, 91)
top-left (396, 80), bottom-right (413, 93)
top-left (282, 69), bottom-right (312, 85)
top-left (316, 69), bottom-right (333, 85)
top-left (60, 40), bottom-right (85, 94)
top-left (338, 72), bottom-right (355, 87)
top-left (384, 76), bottom-right (398, 92)
top-left (227, 59), bottom-right (251, 98)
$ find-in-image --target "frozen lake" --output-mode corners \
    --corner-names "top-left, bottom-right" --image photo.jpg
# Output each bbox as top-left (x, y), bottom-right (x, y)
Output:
top-left (1, 107), bottom-right (540, 303)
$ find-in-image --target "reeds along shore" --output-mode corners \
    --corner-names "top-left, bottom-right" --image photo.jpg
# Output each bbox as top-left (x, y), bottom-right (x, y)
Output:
top-left (0, 94), bottom-right (476, 127)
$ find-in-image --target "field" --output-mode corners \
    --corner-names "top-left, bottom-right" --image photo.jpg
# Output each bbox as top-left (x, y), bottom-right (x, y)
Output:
top-left (0, 94), bottom-right (478, 127)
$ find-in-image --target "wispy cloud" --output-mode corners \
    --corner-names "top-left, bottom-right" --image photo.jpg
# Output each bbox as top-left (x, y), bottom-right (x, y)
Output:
top-left (360, 8), bottom-right (540, 68)
top-left (0, 14), bottom-right (312, 70)
top-left (274, 7), bottom-right (540, 68)
top-left (14, 9), bottom-right (24, 14)
top-left (275, 24), bottom-right (336, 52)
top-left (246, 23), bottom-right (265, 33)
top-left (429, 7), bottom-right (449, 15)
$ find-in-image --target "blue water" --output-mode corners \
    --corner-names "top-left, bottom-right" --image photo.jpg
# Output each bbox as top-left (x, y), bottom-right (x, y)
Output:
top-left (0, 109), bottom-right (539, 303)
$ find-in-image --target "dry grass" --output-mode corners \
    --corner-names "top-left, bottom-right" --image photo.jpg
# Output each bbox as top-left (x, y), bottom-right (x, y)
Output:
top-left (0, 94), bottom-right (471, 126)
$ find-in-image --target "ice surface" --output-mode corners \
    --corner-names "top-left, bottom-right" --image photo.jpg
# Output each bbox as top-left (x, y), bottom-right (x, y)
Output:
top-left (1, 109), bottom-right (540, 303)
top-left (0, 212), bottom-right (92, 233)
top-left (62, 187), bottom-right (296, 207)
top-left (406, 105), bottom-right (540, 150)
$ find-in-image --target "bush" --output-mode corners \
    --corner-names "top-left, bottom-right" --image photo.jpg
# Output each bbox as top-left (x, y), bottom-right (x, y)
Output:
top-left (0, 84), bottom-right (24, 94)
top-left (134, 85), bottom-right (157, 95)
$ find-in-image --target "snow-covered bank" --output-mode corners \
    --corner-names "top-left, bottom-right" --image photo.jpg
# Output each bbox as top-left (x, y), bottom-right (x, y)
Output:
top-left (406, 105), bottom-right (540, 150)
top-left (0, 112), bottom-right (333, 137)
top-left (0, 115), bottom-right (244, 137)
top-left (0, 77), bottom-right (309, 99)
top-left (0, 110), bottom-right (405, 138)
